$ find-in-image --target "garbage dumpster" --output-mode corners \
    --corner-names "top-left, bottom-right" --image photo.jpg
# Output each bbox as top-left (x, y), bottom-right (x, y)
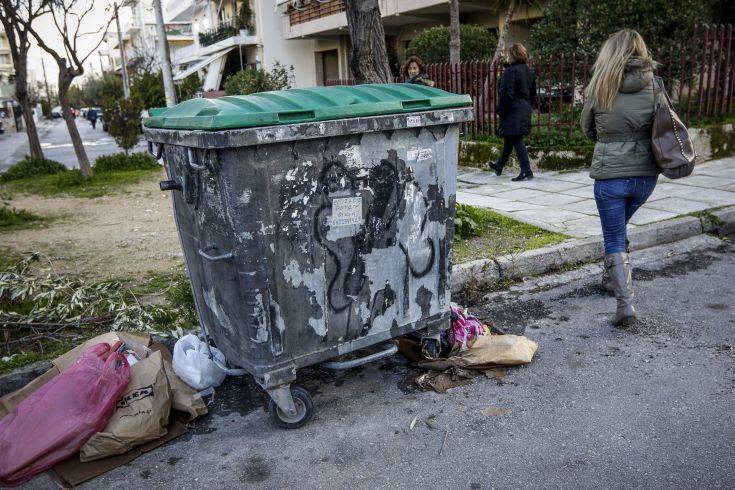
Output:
top-left (144, 84), bottom-right (473, 428)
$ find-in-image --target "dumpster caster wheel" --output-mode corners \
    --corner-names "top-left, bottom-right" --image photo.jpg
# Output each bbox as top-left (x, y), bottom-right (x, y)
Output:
top-left (268, 386), bottom-right (314, 429)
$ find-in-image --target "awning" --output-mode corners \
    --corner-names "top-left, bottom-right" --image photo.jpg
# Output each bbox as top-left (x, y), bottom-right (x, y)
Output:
top-left (173, 46), bottom-right (235, 81)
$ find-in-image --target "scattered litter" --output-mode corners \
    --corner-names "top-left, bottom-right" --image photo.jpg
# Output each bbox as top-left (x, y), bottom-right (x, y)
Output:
top-left (481, 407), bottom-right (509, 417)
top-left (420, 335), bottom-right (538, 372)
top-left (425, 416), bottom-right (439, 430)
top-left (439, 429), bottom-right (449, 456)
top-left (0, 343), bottom-right (131, 486)
top-left (172, 334), bottom-right (246, 391)
top-left (409, 416), bottom-right (418, 430)
top-left (484, 367), bottom-right (507, 380)
top-left (445, 304), bottom-right (493, 353)
top-left (415, 367), bottom-right (474, 393)
top-left (0, 331), bottom-right (207, 488)
top-left (400, 304), bottom-right (539, 394)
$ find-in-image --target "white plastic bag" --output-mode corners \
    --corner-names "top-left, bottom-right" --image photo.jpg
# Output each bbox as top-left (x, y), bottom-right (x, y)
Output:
top-left (172, 334), bottom-right (244, 391)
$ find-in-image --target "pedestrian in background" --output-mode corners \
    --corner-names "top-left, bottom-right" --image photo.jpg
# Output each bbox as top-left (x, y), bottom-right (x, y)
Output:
top-left (87, 108), bottom-right (98, 130)
top-left (402, 56), bottom-right (435, 87)
top-left (489, 43), bottom-right (537, 182)
top-left (581, 29), bottom-right (660, 327)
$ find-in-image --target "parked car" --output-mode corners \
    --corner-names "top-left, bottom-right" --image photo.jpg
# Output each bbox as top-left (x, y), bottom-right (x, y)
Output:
top-left (80, 107), bottom-right (90, 118)
top-left (51, 106), bottom-right (63, 118)
top-left (537, 83), bottom-right (575, 113)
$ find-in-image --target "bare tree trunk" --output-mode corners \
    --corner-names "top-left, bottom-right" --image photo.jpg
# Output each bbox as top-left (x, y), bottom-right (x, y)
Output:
top-left (449, 0), bottom-right (460, 65)
top-left (344, 0), bottom-right (392, 84)
top-left (493, 0), bottom-right (517, 64)
top-left (0, 16), bottom-right (44, 160)
top-left (58, 69), bottom-right (93, 177)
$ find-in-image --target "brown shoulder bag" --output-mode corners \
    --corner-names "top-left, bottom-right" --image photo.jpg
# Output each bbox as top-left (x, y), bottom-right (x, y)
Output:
top-left (651, 77), bottom-right (696, 179)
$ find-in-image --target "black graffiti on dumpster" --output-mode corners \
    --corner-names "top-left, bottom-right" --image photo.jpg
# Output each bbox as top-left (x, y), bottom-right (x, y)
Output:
top-left (311, 149), bottom-right (438, 335)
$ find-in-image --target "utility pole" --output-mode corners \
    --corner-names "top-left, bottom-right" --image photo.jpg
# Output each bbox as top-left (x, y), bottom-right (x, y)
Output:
top-left (41, 57), bottom-right (52, 115)
top-left (152, 0), bottom-right (177, 106)
top-left (114, 2), bottom-right (131, 97)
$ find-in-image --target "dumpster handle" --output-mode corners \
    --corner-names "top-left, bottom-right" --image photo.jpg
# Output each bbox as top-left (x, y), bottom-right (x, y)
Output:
top-left (322, 343), bottom-right (398, 370)
top-left (198, 246), bottom-right (233, 262)
top-left (147, 141), bottom-right (164, 159)
top-left (187, 147), bottom-right (207, 171)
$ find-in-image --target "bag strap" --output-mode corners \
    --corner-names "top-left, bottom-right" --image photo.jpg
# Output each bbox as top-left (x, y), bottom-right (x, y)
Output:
top-left (653, 76), bottom-right (674, 109)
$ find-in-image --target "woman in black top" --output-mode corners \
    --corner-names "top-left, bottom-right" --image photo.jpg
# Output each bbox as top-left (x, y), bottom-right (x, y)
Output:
top-left (402, 55), bottom-right (435, 87)
top-left (489, 43), bottom-right (537, 181)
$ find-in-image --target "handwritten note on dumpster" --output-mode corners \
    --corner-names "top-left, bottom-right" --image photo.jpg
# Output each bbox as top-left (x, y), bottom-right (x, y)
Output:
top-left (330, 197), bottom-right (363, 227)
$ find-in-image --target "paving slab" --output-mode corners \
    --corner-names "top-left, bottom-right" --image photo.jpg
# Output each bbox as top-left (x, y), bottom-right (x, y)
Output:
top-left (526, 193), bottom-right (585, 206)
top-left (645, 197), bottom-right (713, 214)
top-left (561, 186), bottom-right (595, 199)
top-left (457, 172), bottom-right (503, 185)
top-left (560, 198), bottom-right (599, 216)
top-left (675, 188), bottom-right (735, 206)
top-left (627, 206), bottom-right (680, 225)
top-left (486, 200), bottom-right (548, 212)
top-left (511, 179), bottom-right (587, 193)
top-left (456, 191), bottom-right (513, 209)
top-left (491, 188), bottom-right (551, 201)
top-left (664, 174), bottom-right (728, 188)
top-left (466, 183), bottom-right (517, 196)
top-left (511, 208), bottom-right (591, 225)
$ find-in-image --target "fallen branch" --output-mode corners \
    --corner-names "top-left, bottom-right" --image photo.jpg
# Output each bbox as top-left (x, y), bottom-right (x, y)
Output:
top-left (0, 316), bottom-right (113, 329)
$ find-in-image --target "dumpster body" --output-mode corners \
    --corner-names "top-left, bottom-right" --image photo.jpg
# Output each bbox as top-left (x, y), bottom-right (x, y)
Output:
top-left (144, 84), bottom-right (473, 427)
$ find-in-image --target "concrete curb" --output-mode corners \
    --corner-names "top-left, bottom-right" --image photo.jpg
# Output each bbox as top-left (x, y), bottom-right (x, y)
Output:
top-left (451, 205), bottom-right (735, 293)
top-left (0, 360), bottom-right (52, 398)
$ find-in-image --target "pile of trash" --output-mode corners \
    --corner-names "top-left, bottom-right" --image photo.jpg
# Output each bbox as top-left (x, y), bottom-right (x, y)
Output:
top-left (0, 331), bottom-right (229, 487)
top-left (401, 304), bottom-right (539, 394)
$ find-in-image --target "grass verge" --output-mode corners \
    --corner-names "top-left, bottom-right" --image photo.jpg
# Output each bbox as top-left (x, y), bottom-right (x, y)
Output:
top-left (0, 205), bottom-right (45, 232)
top-left (0, 167), bottom-right (161, 198)
top-left (452, 205), bottom-right (568, 263)
top-left (0, 256), bottom-right (197, 375)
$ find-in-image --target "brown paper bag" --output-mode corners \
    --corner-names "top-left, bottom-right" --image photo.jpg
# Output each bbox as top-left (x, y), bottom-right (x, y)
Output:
top-left (419, 334), bottom-right (538, 371)
top-left (79, 350), bottom-right (171, 462)
top-left (150, 342), bottom-right (208, 421)
top-left (459, 335), bottom-right (538, 367)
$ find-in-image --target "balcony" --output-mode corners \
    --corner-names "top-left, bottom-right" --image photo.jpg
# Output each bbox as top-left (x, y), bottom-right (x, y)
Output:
top-left (198, 19), bottom-right (254, 47)
top-left (288, 0), bottom-right (344, 26)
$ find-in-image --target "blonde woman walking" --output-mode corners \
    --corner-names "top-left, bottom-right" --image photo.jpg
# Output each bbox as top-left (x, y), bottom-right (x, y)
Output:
top-left (581, 29), bottom-right (659, 326)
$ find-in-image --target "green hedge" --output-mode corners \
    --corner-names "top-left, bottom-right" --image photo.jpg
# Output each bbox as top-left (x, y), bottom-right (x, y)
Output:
top-left (93, 152), bottom-right (159, 173)
top-left (0, 157), bottom-right (67, 182)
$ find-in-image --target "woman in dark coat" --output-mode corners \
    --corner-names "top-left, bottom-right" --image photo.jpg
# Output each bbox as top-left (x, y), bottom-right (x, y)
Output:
top-left (489, 43), bottom-right (537, 181)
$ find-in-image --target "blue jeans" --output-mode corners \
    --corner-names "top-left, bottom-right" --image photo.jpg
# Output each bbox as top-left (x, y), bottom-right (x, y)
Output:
top-left (496, 136), bottom-right (532, 173)
top-left (594, 177), bottom-right (658, 255)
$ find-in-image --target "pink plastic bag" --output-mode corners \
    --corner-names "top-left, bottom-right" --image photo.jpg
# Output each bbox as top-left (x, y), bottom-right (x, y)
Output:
top-left (0, 343), bottom-right (130, 487)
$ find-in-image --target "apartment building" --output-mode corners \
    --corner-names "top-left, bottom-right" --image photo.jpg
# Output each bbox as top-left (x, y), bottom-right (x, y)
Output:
top-left (106, 0), bottom-right (196, 75)
top-left (0, 24), bottom-right (14, 99)
top-left (139, 0), bottom-right (544, 93)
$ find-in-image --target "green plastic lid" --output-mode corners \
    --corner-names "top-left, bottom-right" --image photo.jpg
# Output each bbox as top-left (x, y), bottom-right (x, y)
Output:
top-left (143, 83), bottom-right (472, 130)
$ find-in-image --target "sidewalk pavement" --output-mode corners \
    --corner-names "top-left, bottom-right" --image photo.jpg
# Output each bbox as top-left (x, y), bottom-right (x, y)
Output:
top-left (457, 157), bottom-right (735, 237)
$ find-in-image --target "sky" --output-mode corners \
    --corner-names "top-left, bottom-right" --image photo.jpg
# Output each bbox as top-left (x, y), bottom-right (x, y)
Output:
top-left (26, 0), bottom-right (132, 88)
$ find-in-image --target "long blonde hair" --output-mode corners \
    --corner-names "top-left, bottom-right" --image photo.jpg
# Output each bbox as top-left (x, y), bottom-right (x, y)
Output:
top-left (586, 29), bottom-right (652, 110)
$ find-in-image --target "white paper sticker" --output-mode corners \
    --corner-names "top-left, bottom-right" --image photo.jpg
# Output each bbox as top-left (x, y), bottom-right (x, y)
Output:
top-left (406, 115), bottom-right (422, 127)
top-left (408, 148), bottom-right (434, 161)
top-left (330, 197), bottom-right (363, 227)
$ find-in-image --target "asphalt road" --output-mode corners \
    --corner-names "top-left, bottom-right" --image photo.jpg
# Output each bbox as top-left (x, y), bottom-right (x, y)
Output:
top-left (0, 118), bottom-right (146, 171)
top-left (25, 235), bottom-right (735, 489)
